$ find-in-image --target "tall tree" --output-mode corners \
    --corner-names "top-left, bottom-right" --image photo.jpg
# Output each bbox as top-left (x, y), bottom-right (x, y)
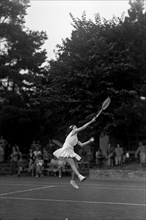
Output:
top-left (0, 0), bottom-right (48, 147)
top-left (42, 1), bottom-right (146, 144)
top-left (0, 0), bottom-right (48, 107)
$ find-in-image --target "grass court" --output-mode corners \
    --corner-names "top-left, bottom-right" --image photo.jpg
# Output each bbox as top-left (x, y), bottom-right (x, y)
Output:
top-left (0, 175), bottom-right (145, 220)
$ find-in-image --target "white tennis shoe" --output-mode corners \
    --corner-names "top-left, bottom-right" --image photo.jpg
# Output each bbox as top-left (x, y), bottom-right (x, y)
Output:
top-left (78, 174), bottom-right (86, 182)
top-left (70, 180), bottom-right (79, 189)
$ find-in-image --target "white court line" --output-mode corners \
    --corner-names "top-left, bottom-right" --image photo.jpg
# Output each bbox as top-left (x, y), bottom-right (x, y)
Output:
top-left (81, 184), bottom-right (146, 191)
top-left (0, 181), bottom-right (145, 191)
top-left (0, 182), bottom-right (50, 186)
top-left (0, 185), bottom-right (55, 196)
top-left (0, 196), bottom-right (145, 207)
top-left (1, 180), bottom-right (145, 189)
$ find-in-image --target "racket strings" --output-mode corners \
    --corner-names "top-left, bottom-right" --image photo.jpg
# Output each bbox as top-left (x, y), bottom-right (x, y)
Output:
top-left (102, 97), bottom-right (111, 110)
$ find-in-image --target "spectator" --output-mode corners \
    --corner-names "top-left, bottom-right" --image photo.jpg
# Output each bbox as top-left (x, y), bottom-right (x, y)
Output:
top-left (42, 148), bottom-right (49, 169)
top-left (86, 149), bottom-right (93, 164)
top-left (28, 148), bottom-right (35, 175)
top-left (54, 159), bottom-right (66, 178)
top-left (50, 155), bottom-right (56, 163)
top-left (10, 145), bottom-right (19, 174)
top-left (125, 152), bottom-right (130, 164)
top-left (50, 156), bottom-right (58, 170)
top-left (0, 143), bottom-right (4, 162)
top-left (46, 139), bottom-right (54, 153)
top-left (49, 156), bottom-right (59, 176)
top-left (0, 136), bottom-right (7, 161)
top-left (106, 143), bottom-right (114, 167)
top-left (15, 145), bottom-right (22, 159)
top-left (114, 144), bottom-right (123, 166)
top-left (122, 148), bottom-right (127, 164)
top-left (35, 154), bottom-right (44, 177)
top-left (33, 146), bottom-right (42, 158)
top-left (49, 156), bottom-right (66, 178)
top-left (135, 142), bottom-right (146, 167)
top-left (95, 148), bottom-right (105, 167)
top-left (31, 146), bottom-right (42, 176)
top-left (48, 151), bottom-right (53, 163)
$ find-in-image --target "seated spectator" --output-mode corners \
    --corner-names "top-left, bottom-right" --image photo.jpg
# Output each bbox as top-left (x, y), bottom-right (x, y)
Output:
top-left (49, 156), bottom-right (66, 178)
top-left (114, 144), bottom-right (123, 166)
top-left (28, 147), bottom-right (42, 177)
top-left (124, 152), bottom-right (130, 164)
top-left (35, 154), bottom-right (44, 177)
top-left (135, 142), bottom-right (146, 167)
top-left (106, 143), bottom-right (114, 167)
top-left (33, 146), bottom-right (42, 158)
top-left (50, 156), bottom-right (58, 168)
top-left (122, 148), bottom-right (127, 164)
top-left (54, 159), bottom-right (66, 178)
top-left (42, 148), bottom-right (49, 169)
top-left (95, 148), bottom-right (105, 167)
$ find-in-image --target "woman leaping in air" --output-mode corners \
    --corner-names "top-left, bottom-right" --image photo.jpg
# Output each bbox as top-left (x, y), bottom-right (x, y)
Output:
top-left (53, 117), bottom-right (96, 189)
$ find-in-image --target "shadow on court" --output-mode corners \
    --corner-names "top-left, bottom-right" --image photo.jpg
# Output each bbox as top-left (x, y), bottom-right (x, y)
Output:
top-left (0, 176), bottom-right (145, 220)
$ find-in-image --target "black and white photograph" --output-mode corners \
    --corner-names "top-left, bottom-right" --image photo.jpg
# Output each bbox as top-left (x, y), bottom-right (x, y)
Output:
top-left (0, 0), bottom-right (146, 219)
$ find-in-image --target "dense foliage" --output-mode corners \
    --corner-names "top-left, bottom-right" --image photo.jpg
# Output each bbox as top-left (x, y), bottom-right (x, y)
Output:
top-left (41, 0), bottom-right (146, 143)
top-left (0, 0), bottom-right (145, 150)
top-left (0, 0), bottom-right (48, 148)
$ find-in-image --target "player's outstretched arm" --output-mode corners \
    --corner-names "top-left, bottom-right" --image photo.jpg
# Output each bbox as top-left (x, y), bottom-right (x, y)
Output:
top-left (74, 118), bottom-right (96, 133)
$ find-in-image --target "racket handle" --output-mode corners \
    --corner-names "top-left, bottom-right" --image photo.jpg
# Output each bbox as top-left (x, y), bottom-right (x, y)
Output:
top-left (95, 109), bottom-right (102, 119)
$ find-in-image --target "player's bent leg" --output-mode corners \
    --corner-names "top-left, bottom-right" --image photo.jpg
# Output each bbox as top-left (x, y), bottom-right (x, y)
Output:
top-left (65, 158), bottom-right (80, 176)
top-left (65, 158), bottom-right (86, 182)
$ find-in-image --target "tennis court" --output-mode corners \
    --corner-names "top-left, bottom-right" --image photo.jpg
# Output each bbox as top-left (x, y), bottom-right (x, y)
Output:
top-left (0, 175), bottom-right (145, 220)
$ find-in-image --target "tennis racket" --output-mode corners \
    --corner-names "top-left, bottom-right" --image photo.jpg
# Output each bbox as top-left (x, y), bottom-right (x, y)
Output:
top-left (95, 97), bottom-right (111, 119)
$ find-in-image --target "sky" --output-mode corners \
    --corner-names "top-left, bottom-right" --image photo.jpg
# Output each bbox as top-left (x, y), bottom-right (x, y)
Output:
top-left (25, 1), bottom-right (130, 60)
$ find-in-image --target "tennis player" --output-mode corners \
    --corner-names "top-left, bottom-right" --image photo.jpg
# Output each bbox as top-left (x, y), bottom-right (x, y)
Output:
top-left (53, 117), bottom-right (96, 189)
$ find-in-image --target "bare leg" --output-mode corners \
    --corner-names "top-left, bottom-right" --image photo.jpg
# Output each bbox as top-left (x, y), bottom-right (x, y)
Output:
top-left (66, 158), bottom-right (86, 182)
top-left (54, 165), bottom-right (61, 172)
top-left (69, 159), bottom-right (79, 189)
top-left (71, 159), bottom-right (78, 180)
top-left (28, 160), bottom-right (32, 173)
top-left (65, 158), bottom-right (80, 176)
top-left (71, 171), bottom-right (75, 180)
top-left (58, 167), bottom-right (62, 177)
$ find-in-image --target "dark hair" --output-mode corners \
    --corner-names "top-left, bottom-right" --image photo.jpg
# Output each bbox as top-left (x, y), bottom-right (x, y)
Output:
top-left (66, 124), bottom-right (76, 137)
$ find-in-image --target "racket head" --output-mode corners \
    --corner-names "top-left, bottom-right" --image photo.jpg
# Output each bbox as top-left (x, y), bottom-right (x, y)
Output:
top-left (101, 97), bottom-right (111, 110)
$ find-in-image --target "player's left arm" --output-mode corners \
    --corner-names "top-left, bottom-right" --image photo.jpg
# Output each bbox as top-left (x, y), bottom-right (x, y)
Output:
top-left (77, 137), bottom-right (94, 147)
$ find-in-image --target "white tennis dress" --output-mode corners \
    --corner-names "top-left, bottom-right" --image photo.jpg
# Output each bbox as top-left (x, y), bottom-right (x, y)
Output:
top-left (53, 131), bottom-right (81, 161)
